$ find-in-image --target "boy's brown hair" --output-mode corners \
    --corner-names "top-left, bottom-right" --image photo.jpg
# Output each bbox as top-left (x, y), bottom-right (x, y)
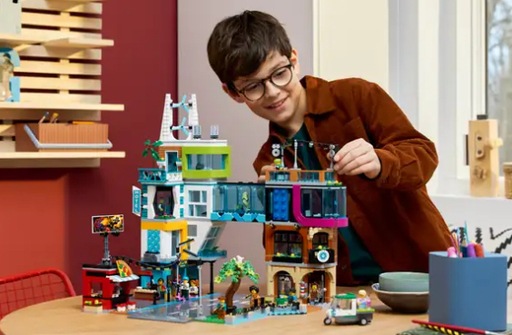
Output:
top-left (207, 10), bottom-right (292, 92)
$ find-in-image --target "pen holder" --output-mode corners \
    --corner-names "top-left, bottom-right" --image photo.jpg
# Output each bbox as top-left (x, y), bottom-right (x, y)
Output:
top-left (429, 251), bottom-right (507, 332)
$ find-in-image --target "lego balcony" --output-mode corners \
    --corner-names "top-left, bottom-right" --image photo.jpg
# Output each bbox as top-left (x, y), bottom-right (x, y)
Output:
top-left (138, 168), bottom-right (181, 184)
top-left (308, 248), bottom-right (335, 264)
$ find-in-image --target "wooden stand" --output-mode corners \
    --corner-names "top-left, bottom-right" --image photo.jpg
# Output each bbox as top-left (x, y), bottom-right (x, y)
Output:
top-left (468, 117), bottom-right (503, 197)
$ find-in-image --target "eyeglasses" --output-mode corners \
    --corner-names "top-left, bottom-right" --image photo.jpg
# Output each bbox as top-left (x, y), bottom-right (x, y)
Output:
top-left (234, 63), bottom-right (294, 101)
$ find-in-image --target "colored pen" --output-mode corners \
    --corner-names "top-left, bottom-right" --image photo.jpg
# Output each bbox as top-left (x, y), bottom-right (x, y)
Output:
top-left (412, 319), bottom-right (506, 335)
top-left (451, 232), bottom-right (460, 257)
top-left (474, 243), bottom-right (485, 258)
top-left (466, 243), bottom-right (476, 258)
top-left (447, 246), bottom-right (458, 258)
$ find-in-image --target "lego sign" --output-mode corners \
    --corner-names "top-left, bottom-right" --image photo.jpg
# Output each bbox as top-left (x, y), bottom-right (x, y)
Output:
top-left (132, 186), bottom-right (141, 216)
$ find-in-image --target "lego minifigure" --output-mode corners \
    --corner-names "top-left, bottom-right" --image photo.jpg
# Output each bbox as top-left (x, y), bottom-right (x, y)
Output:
top-left (181, 276), bottom-right (190, 301)
top-left (248, 285), bottom-right (261, 310)
top-left (213, 296), bottom-right (227, 320)
top-left (356, 289), bottom-right (371, 309)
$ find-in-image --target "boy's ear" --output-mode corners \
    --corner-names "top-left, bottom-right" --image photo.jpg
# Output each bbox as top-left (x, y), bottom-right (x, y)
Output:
top-left (290, 48), bottom-right (300, 75)
top-left (222, 83), bottom-right (244, 103)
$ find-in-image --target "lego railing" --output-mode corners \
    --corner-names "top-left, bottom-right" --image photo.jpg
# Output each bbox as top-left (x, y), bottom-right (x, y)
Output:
top-left (138, 168), bottom-right (168, 183)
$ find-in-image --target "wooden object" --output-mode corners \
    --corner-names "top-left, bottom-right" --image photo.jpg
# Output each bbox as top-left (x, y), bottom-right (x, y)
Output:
top-left (468, 118), bottom-right (502, 197)
top-left (0, 286), bottom-right (471, 335)
top-left (15, 123), bottom-right (109, 152)
top-left (0, 0), bottom-right (125, 168)
top-left (504, 162), bottom-right (512, 199)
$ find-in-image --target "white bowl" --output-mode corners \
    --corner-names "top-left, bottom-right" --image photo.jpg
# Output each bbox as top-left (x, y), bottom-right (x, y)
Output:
top-left (372, 283), bottom-right (429, 314)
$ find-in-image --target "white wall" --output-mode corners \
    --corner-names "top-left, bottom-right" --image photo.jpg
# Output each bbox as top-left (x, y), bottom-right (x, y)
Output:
top-left (314, 0), bottom-right (390, 91)
top-left (178, 0), bottom-right (314, 280)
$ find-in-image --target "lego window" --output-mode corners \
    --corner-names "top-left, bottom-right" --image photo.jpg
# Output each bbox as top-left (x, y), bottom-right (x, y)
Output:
top-left (298, 171), bottom-right (320, 182)
top-left (273, 231), bottom-right (302, 261)
top-left (322, 188), bottom-right (345, 217)
top-left (301, 189), bottom-right (322, 217)
top-left (165, 151), bottom-right (180, 173)
top-left (186, 154), bottom-right (225, 170)
top-left (312, 232), bottom-right (329, 250)
top-left (269, 170), bottom-right (290, 181)
top-left (188, 190), bottom-right (207, 217)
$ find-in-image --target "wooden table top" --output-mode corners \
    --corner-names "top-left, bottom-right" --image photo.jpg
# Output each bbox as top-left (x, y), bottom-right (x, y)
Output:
top-left (0, 287), bottom-right (510, 335)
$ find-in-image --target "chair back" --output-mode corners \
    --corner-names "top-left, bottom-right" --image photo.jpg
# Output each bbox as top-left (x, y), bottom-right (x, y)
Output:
top-left (0, 267), bottom-right (76, 319)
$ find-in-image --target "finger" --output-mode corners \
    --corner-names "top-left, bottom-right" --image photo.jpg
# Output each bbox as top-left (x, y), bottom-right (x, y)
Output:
top-left (333, 139), bottom-right (365, 162)
top-left (334, 145), bottom-right (371, 172)
top-left (343, 160), bottom-right (379, 176)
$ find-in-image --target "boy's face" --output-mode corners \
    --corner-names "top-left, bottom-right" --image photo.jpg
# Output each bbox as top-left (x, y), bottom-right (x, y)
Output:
top-left (225, 50), bottom-right (304, 132)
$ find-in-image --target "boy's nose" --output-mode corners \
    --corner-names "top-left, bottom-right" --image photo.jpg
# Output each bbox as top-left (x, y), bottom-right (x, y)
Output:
top-left (264, 80), bottom-right (281, 98)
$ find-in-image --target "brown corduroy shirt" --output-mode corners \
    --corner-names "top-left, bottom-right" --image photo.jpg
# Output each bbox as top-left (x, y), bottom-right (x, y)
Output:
top-left (253, 75), bottom-right (452, 285)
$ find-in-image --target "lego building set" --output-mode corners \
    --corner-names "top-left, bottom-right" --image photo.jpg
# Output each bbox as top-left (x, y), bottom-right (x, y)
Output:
top-left (81, 93), bottom-right (350, 324)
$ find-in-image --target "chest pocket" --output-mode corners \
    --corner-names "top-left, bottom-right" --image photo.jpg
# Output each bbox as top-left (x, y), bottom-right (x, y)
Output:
top-left (326, 116), bottom-right (371, 148)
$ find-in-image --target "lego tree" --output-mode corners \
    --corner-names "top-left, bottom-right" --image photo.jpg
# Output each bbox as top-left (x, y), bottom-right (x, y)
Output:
top-left (214, 255), bottom-right (259, 311)
top-left (142, 139), bottom-right (163, 164)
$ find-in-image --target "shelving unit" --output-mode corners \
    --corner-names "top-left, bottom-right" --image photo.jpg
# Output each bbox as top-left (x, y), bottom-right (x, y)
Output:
top-left (0, 0), bottom-right (125, 168)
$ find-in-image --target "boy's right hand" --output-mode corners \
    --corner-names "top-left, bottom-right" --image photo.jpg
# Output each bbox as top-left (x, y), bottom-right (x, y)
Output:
top-left (258, 164), bottom-right (276, 182)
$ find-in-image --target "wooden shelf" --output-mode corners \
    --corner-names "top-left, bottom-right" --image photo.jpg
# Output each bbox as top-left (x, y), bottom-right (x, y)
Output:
top-left (0, 151), bottom-right (125, 168)
top-left (0, 1), bottom-right (123, 169)
top-left (0, 102), bottom-right (124, 111)
top-left (0, 33), bottom-right (113, 49)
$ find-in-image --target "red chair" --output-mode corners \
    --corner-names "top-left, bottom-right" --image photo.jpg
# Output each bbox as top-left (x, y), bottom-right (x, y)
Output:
top-left (0, 268), bottom-right (76, 319)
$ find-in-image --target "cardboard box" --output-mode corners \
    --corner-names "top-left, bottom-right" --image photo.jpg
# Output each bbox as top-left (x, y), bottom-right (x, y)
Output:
top-left (429, 251), bottom-right (507, 332)
top-left (15, 123), bottom-right (110, 152)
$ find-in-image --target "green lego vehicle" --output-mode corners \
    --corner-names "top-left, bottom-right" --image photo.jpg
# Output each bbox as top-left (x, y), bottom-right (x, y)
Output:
top-left (323, 292), bottom-right (374, 326)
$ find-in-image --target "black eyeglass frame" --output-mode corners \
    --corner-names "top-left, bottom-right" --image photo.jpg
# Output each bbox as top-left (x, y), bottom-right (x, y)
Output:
top-left (231, 63), bottom-right (294, 101)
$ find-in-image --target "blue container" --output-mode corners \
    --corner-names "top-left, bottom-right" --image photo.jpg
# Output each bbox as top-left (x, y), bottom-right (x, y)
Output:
top-left (429, 251), bottom-right (507, 332)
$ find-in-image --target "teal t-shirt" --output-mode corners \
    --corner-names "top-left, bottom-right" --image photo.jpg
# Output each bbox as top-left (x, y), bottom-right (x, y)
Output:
top-left (290, 123), bottom-right (382, 283)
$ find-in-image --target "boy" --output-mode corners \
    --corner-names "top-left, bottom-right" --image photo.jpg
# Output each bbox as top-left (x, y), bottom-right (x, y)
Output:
top-left (207, 10), bottom-right (452, 285)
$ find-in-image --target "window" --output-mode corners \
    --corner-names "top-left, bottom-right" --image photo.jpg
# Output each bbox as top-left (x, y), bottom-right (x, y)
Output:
top-left (200, 224), bottom-right (223, 251)
top-left (274, 231), bottom-right (302, 257)
top-left (390, 0), bottom-right (486, 194)
top-left (312, 232), bottom-right (329, 250)
top-left (188, 189), bottom-right (207, 217)
top-left (487, 0), bottom-right (512, 167)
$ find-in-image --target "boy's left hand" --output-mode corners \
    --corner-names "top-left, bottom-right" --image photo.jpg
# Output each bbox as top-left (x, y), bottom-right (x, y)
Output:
top-left (331, 138), bottom-right (381, 179)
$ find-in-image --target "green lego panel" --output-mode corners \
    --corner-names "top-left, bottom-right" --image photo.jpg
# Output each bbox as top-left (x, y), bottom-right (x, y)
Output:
top-left (181, 146), bottom-right (231, 179)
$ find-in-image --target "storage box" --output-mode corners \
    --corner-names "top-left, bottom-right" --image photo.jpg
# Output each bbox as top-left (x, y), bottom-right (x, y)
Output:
top-left (429, 251), bottom-right (507, 332)
top-left (15, 123), bottom-right (111, 152)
